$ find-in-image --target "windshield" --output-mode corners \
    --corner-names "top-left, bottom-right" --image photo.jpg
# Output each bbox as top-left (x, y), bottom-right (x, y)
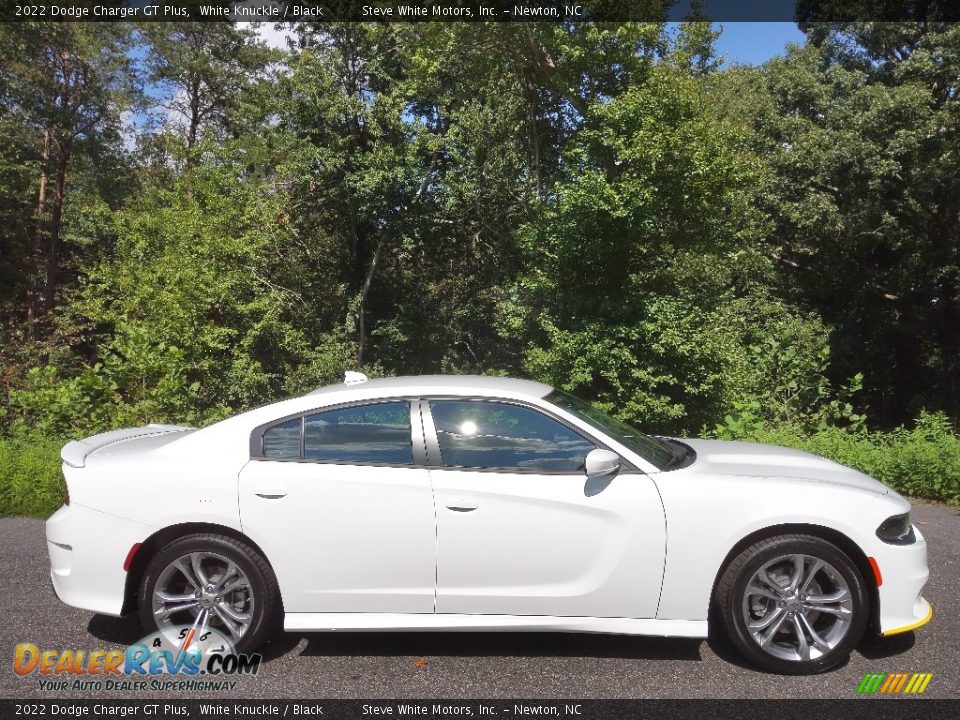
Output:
top-left (545, 390), bottom-right (675, 470)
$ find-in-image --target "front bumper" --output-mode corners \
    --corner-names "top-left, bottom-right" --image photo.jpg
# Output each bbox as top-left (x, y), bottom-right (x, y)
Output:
top-left (882, 598), bottom-right (932, 637)
top-left (871, 525), bottom-right (931, 636)
top-left (46, 504), bottom-right (152, 617)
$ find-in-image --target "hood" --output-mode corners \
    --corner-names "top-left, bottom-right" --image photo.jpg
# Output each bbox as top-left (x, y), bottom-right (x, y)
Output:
top-left (676, 438), bottom-right (888, 495)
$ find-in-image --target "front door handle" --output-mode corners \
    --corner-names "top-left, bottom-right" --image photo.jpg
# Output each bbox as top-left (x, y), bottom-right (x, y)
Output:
top-left (446, 497), bottom-right (478, 512)
top-left (254, 487), bottom-right (287, 500)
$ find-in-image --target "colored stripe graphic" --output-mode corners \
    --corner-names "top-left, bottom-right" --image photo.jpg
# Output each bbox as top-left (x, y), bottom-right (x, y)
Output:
top-left (879, 674), bottom-right (897, 693)
top-left (890, 674), bottom-right (908, 693)
top-left (857, 672), bottom-right (932, 694)
top-left (857, 673), bottom-right (885, 694)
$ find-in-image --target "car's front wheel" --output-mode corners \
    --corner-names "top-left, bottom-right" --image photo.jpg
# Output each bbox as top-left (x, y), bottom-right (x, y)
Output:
top-left (714, 534), bottom-right (868, 674)
top-left (139, 533), bottom-right (280, 653)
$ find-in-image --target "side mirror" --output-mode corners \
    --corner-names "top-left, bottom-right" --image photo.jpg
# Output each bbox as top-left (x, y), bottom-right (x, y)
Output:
top-left (585, 448), bottom-right (621, 478)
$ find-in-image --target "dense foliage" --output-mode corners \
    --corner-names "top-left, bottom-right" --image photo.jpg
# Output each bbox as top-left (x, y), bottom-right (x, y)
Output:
top-left (0, 435), bottom-right (64, 516)
top-left (1, 20), bottom-right (959, 513)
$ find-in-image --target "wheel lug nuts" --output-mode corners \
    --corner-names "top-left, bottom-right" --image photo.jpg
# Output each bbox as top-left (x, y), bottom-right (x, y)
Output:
top-left (779, 601), bottom-right (785, 607)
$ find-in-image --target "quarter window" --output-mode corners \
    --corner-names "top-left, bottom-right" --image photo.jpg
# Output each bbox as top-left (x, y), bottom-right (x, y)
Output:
top-left (262, 418), bottom-right (301, 459)
top-left (429, 400), bottom-right (595, 473)
top-left (260, 402), bottom-right (413, 465)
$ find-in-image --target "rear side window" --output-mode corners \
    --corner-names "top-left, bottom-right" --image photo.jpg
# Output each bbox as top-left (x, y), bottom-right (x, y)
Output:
top-left (429, 400), bottom-right (595, 473)
top-left (304, 402), bottom-right (412, 464)
top-left (260, 402), bottom-right (413, 465)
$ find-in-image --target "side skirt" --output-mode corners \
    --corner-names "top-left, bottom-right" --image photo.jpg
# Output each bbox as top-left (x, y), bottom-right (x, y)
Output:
top-left (284, 613), bottom-right (708, 638)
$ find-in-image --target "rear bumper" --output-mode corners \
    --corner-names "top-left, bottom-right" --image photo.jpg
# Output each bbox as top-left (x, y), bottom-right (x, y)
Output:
top-left (46, 504), bottom-right (152, 617)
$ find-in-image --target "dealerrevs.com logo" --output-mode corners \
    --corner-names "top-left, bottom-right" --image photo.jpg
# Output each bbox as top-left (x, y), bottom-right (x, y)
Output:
top-left (13, 626), bottom-right (261, 693)
top-left (856, 672), bottom-right (933, 695)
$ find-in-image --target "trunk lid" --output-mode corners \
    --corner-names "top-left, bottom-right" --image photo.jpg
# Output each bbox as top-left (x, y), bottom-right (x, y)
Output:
top-left (61, 424), bottom-right (195, 468)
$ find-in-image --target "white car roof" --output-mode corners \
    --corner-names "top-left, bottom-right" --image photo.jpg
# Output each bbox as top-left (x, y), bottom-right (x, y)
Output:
top-left (306, 374), bottom-right (553, 400)
top-left (169, 374), bottom-right (559, 456)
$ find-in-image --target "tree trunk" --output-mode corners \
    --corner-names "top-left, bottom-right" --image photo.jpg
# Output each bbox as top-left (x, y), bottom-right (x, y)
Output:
top-left (188, 75), bottom-right (201, 149)
top-left (36, 127), bottom-right (51, 222)
top-left (356, 240), bottom-right (383, 369)
top-left (44, 139), bottom-right (71, 312)
top-left (520, 74), bottom-right (543, 201)
top-left (29, 127), bottom-right (53, 329)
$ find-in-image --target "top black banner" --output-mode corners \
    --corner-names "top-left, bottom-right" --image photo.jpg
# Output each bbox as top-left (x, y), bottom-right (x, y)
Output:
top-left (2, 0), bottom-right (959, 23)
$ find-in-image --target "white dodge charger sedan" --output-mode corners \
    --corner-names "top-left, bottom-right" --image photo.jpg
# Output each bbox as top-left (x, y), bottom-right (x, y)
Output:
top-left (46, 374), bottom-right (931, 673)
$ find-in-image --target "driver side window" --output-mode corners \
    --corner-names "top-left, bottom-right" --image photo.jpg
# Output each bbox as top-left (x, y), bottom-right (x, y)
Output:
top-left (429, 400), bottom-right (595, 473)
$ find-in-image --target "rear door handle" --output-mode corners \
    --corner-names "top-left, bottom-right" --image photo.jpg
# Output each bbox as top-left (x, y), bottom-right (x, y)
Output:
top-left (254, 486), bottom-right (288, 499)
top-left (445, 497), bottom-right (478, 511)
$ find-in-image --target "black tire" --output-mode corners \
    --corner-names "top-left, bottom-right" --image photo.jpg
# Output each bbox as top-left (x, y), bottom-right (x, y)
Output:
top-left (714, 534), bottom-right (868, 674)
top-left (138, 533), bottom-right (280, 653)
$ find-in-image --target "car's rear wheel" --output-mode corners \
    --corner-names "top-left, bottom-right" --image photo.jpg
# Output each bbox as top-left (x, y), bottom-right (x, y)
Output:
top-left (714, 534), bottom-right (868, 674)
top-left (139, 533), bottom-right (280, 653)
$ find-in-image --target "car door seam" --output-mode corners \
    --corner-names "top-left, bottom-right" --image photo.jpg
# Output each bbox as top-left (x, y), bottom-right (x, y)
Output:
top-left (419, 399), bottom-right (440, 614)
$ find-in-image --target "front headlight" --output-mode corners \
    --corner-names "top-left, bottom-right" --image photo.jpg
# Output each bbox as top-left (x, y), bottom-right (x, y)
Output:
top-left (876, 512), bottom-right (916, 545)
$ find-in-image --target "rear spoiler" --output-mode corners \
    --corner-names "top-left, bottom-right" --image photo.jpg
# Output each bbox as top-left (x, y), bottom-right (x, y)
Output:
top-left (61, 424), bottom-right (194, 468)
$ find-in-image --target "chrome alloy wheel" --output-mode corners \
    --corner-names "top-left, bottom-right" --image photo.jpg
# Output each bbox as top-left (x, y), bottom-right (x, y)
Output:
top-left (151, 551), bottom-right (254, 642)
top-left (741, 553), bottom-right (854, 662)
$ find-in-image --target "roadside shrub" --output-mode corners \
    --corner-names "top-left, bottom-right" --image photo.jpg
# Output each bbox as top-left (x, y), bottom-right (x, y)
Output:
top-left (715, 412), bottom-right (960, 505)
top-left (0, 436), bottom-right (65, 517)
top-left (718, 329), bottom-right (866, 435)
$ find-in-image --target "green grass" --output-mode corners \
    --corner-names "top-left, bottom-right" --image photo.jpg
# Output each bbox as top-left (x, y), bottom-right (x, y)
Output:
top-left (1, 413), bottom-right (958, 517)
top-left (0, 436), bottom-right (66, 517)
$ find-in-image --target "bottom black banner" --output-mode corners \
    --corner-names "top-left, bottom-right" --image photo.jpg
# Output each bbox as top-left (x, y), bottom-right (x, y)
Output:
top-left (0, 699), bottom-right (956, 720)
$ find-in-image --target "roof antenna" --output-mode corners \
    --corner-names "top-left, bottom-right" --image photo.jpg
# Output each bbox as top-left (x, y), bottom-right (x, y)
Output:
top-left (344, 370), bottom-right (368, 385)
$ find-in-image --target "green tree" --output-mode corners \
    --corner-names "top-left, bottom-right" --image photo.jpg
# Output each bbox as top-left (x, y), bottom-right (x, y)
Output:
top-left (0, 23), bottom-right (136, 326)
top-left (500, 26), bottom-right (828, 433)
top-left (142, 22), bottom-right (278, 150)
top-left (740, 23), bottom-right (960, 425)
top-left (9, 149), bottom-right (329, 434)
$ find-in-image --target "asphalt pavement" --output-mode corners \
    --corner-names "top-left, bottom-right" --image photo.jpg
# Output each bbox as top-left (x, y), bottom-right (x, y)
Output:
top-left (1, 501), bottom-right (957, 699)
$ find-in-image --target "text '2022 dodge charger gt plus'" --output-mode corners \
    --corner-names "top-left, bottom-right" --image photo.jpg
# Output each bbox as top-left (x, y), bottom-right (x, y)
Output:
top-left (46, 374), bottom-right (931, 674)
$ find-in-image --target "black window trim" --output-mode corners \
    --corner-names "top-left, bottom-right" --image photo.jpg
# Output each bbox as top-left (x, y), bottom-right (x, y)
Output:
top-left (249, 397), bottom-right (426, 468)
top-left (249, 394), bottom-right (640, 475)
top-left (420, 396), bottom-right (638, 475)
